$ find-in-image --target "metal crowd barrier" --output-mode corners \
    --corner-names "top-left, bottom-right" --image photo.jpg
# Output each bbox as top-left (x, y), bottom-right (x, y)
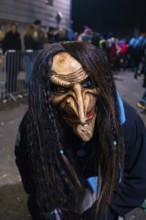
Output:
top-left (0, 50), bottom-right (39, 100)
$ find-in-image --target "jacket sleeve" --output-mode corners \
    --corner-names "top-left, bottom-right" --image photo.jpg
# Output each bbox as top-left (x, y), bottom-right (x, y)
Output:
top-left (14, 113), bottom-right (34, 194)
top-left (2, 33), bottom-right (9, 53)
top-left (111, 103), bottom-right (146, 217)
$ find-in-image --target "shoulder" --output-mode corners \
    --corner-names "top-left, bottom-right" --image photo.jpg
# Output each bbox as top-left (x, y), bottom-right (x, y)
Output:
top-left (15, 111), bottom-right (31, 155)
top-left (123, 100), bottom-right (145, 130)
top-left (123, 101), bottom-right (138, 123)
top-left (122, 101), bottom-right (146, 153)
top-left (18, 110), bottom-right (32, 142)
top-left (20, 111), bottom-right (29, 128)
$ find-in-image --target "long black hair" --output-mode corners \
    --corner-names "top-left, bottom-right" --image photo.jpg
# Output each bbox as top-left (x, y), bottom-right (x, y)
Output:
top-left (26, 42), bottom-right (124, 219)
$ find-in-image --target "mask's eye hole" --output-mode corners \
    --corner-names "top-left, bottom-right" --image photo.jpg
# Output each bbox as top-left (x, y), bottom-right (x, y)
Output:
top-left (51, 84), bottom-right (69, 94)
top-left (81, 78), bottom-right (92, 88)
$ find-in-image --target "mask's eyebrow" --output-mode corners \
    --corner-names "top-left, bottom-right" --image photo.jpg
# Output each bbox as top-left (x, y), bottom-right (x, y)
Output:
top-left (50, 68), bottom-right (88, 87)
top-left (50, 74), bottom-right (71, 87)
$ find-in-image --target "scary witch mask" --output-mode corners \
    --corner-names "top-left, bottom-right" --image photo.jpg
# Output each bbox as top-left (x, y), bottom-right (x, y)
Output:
top-left (50, 52), bottom-right (98, 142)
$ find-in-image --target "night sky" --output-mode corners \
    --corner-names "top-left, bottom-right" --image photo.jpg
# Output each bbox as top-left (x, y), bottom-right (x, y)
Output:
top-left (71, 0), bottom-right (146, 37)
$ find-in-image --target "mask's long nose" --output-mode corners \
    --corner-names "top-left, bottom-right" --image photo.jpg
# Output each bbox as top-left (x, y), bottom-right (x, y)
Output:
top-left (73, 84), bottom-right (86, 124)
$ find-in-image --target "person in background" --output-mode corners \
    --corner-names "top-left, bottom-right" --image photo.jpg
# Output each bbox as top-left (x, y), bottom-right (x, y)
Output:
top-left (66, 21), bottom-right (75, 41)
top-left (15, 42), bottom-right (146, 220)
top-left (24, 24), bottom-right (39, 86)
top-left (47, 26), bottom-right (56, 44)
top-left (136, 48), bottom-right (146, 111)
top-left (78, 26), bottom-right (92, 43)
top-left (33, 19), bottom-right (47, 49)
top-left (2, 23), bottom-right (22, 93)
top-left (99, 37), bottom-right (109, 63)
top-left (132, 33), bottom-right (146, 79)
top-left (0, 29), bottom-right (4, 65)
top-left (54, 28), bottom-right (68, 42)
top-left (0, 29), bottom-right (4, 50)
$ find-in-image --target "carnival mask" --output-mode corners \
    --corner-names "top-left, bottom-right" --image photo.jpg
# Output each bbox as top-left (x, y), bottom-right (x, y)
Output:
top-left (50, 52), bottom-right (98, 142)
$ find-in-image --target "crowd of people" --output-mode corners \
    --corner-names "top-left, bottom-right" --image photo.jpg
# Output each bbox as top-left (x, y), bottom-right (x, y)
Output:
top-left (76, 26), bottom-right (146, 112)
top-left (1, 22), bottom-right (146, 73)
top-left (0, 22), bottom-right (146, 110)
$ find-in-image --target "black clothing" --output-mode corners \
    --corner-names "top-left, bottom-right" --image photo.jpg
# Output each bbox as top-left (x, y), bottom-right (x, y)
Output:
top-left (112, 102), bottom-right (146, 216)
top-left (2, 31), bottom-right (21, 53)
top-left (143, 68), bottom-right (146, 88)
top-left (15, 102), bottom-right (146, 219)
top-left (0, 40), bottom-right (3, 52)
top-left (3, 31), bottom-right (22, 93)
top-left (24, 35), bottom-right (40, 51)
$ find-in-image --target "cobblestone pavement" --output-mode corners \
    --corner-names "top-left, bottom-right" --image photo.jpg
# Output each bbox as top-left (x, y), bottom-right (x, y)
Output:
top-left (0, 70), bottom-right (146, 219)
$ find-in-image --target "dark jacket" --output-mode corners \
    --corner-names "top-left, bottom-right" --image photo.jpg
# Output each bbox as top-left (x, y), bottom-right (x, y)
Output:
top-left (2, 31), bottom-right (21, 53)
top-left (24, 34), bottom-right (40, 51)
top-left (111, 102), bottom-right (146, 216)
top-left (14, 101), bottom-right (146, 219)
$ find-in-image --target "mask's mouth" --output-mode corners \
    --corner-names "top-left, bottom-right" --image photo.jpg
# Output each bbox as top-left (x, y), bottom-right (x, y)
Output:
top-left (62, 107), bottom-right (95, 123)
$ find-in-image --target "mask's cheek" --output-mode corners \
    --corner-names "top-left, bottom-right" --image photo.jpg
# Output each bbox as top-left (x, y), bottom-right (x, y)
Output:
top-left (58, 91), bottom-right (97, 119)
top-left (51, 91), bottom-right (97, 142)
top-left (60, 94), bottom-right (97, 142)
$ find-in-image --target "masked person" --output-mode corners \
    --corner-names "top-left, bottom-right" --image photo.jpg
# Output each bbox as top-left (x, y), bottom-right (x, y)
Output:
top-left (15, 42), bottom-right (146, 220)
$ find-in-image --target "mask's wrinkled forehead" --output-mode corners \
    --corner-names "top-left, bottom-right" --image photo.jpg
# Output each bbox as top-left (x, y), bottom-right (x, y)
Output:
top-left (50, 52), bottom-right (88, 87)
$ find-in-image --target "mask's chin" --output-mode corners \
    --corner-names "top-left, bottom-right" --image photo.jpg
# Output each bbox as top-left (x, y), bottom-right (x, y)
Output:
top-left (65, 113), bottom-right (97, 142)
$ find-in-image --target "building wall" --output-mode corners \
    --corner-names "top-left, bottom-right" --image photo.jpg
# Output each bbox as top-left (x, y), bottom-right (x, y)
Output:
top-left (0, 0), bottom-right (71, 28)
